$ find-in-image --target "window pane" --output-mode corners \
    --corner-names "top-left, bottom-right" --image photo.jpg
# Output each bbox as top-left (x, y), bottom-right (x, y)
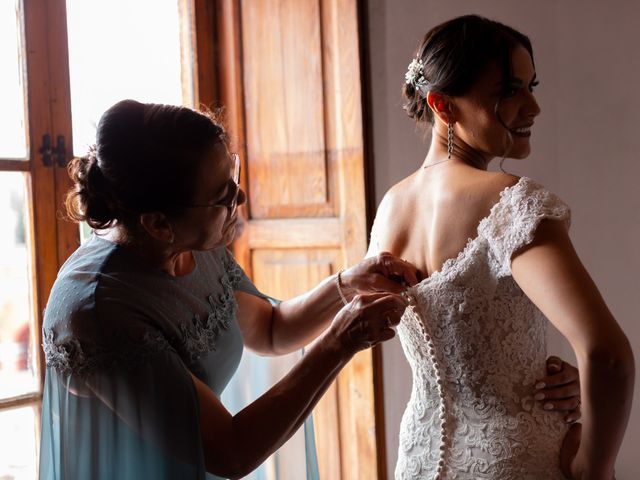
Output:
top-left (66, 0), bottom-right (185, 155)
top-left (0, 0), bottom-right (28, 159)
top-left (0, 405), bottom-right (38, 479)
top-left (0, 172), bottom-right (38, 399)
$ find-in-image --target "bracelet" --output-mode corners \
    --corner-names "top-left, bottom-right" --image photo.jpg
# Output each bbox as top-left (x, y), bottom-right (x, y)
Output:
top-left (336, 270), bottom-right (349, 306)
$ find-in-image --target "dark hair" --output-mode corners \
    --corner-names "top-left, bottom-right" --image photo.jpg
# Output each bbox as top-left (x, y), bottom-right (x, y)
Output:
top-left (65, 100), bottom-right (227, 231)
top-left (403, 15), bottom-right (534, 124)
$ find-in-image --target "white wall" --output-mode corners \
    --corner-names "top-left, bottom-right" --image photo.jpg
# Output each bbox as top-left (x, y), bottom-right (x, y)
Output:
top-left (365, 1), bottom-right (640, 478)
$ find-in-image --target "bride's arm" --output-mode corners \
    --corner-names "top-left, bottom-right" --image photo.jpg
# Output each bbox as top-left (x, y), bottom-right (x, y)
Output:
top-left (511, 219), bottom-right (634, 479)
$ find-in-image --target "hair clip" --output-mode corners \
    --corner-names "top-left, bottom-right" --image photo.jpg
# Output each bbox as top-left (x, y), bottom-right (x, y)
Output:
top-left (405, 58), bottom-right (428, 97)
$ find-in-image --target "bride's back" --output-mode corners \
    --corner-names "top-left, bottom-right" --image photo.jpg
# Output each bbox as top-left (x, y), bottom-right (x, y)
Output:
top-left (373, 163), bottom-right (519, 279)
top-left (385, 169), bottom-right (575, 479)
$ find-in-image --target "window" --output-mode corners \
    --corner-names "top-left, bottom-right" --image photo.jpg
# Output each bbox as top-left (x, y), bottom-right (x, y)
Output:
top-left (65, 0), bottom-right (188, 156)
top-left (0, 0), bottom-right (192, 477)
top-left (0, 2), bottom-right (53, 477)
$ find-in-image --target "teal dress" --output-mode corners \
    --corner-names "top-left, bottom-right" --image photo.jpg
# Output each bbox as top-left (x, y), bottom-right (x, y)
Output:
top-left (39, 236), bottom-right (279, 479)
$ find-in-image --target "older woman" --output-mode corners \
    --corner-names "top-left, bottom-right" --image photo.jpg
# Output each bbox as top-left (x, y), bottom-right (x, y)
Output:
top-left (39, 99), bottom-right (579, 480)
top-left (38, 100), bottom-right (416, 480)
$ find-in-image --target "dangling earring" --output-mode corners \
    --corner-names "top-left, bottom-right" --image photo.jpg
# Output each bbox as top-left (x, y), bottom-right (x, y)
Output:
top-left (447, 121), bottom-right (454, 159)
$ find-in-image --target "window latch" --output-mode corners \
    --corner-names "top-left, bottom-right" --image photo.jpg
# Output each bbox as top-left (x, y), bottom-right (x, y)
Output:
top-left (54, 135), bottom-right (67, 167)
top-left (39, 134), bottom-right (67, 167)
top-left (39, 134), bottom-right (52, 166)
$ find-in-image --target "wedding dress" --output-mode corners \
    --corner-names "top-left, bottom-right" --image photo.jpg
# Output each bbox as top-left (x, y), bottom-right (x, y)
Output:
top-left (389, 177), bottom-right (572, 479)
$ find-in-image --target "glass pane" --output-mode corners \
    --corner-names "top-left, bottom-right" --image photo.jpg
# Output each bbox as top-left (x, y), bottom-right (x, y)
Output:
top-left (66, 0), bottom-right (185, 156)
top-left (0, 172), bottom-right (38, 399)
top-left (0, 0), bottom-right (28, 159)
top-left (0, 405), bottom-right (38, 479)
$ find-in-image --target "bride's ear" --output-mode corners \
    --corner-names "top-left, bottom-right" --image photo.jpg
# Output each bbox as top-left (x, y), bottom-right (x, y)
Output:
top-left (426, 91), bottom-right (456, 125)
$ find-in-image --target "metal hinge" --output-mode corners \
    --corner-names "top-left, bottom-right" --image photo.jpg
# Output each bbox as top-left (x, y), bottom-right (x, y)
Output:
top-left (39, 134), bottom-right (67, 167)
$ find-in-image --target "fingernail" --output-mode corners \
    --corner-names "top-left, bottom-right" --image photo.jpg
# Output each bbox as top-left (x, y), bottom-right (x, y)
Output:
top-left (565, 417), bottom-right (574, 423)
top-left (544, 403), bottom-right (554, 410)
top-left (534, 392), bottom-right (545, 401)
top-left (535, 382), bottom-right (546, 389)
top-left (549, 364), bottom-right (560, 371)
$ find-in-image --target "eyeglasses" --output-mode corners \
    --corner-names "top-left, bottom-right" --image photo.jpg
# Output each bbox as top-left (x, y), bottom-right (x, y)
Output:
top-left (185, 153), bottom-right (241, 213)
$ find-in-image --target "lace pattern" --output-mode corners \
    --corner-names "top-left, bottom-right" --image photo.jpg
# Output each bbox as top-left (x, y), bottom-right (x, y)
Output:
top-left (479, 178), bottom-right (571, 278)
top-left (42, 328), bottom-right (173, 377)
top-left (43, 251), bottom-right (244, 376)
top-left (394, 177), bottom-right (571, 479)
top-left (180, 268), bottom-right (239, 363)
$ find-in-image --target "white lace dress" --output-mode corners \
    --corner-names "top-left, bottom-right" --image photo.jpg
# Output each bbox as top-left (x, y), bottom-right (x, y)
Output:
top-left (391, 177), bottom-right (572, 479)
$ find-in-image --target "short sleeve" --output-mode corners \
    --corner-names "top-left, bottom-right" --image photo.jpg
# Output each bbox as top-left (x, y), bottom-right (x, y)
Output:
top-left (479, 177), bottom-right (571, 278)
top-left (220, 248), bottom-right (280, 304)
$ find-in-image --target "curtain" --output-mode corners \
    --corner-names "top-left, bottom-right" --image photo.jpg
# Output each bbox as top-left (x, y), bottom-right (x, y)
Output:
top-left (221, 348), bottom-right (320, 480)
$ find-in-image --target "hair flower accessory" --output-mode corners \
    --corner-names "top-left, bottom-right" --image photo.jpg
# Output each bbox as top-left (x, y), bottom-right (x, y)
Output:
top-left (405, 58), bottom-right (428, 97)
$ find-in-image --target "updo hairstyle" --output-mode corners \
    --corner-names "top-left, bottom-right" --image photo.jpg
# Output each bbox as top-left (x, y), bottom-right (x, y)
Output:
top-left (65, 100), bottom-right (227, 232)
top-left (402, 15), bottom-right (534, 125)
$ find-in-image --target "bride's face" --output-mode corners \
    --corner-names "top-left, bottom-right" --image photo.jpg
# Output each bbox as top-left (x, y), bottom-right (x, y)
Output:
top-left (452, 44), bottom-right (541, 160)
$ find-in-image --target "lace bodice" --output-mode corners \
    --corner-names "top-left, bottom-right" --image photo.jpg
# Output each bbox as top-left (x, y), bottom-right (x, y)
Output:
top-left (391, 177), bottom-right (572, 479)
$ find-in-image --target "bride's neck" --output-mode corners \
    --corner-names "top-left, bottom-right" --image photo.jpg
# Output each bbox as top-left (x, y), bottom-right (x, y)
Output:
top-left (423, 126), bottom-right (492, 170)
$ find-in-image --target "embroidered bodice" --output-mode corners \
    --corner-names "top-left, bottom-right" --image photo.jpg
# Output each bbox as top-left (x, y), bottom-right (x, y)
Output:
top-left (39, 236), bottom-right (267, 480)
top-left (41, 237), bottom-right (253, 389)
top-left (391, 177), bottom-right (572, 479)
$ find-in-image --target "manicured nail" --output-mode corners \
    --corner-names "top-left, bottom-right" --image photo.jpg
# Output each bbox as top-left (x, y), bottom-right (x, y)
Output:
top-left (544, 403), bottom-right (554, 410)
top-left (534, 392), bottom-right (545, 401)
top-left (535, 382), bottom-right (546, 389)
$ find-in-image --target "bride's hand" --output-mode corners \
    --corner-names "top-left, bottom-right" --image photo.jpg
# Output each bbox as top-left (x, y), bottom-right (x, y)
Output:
top-left (534, 356), bottom-right (581, 423)
top-left (341, 252), bottom-right (420, 297)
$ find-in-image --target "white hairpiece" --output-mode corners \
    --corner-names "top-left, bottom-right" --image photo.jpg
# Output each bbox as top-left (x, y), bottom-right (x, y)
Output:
top-left (405, 58), bottom-right (428, 97)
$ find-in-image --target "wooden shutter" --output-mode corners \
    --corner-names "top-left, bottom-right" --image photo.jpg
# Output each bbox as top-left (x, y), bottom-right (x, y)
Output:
top-left (194, 0), bottom-right (385, 477)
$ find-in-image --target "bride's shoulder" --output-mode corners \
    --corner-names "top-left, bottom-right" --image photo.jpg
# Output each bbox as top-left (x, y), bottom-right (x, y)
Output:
top-left (377, 172), bottom-right (421, 215)
top-left (471, 173), bottom-right (570, 223)
top-left (458, 171), bottom-right (522, 213)
top-left (482, 173), bottom-right (566, 207)
top-left (477, 171), bottom-right (521, 195)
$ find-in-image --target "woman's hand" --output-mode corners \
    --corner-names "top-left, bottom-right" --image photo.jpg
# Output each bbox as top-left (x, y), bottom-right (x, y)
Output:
top-left (341, 252), bottom-right (420, 298)
top-left (534, 356), bottom-right (581, 423)
top-left (328, 292), bottom-right (407, 354)
top-left (192, 293), bottom-right (406, 478)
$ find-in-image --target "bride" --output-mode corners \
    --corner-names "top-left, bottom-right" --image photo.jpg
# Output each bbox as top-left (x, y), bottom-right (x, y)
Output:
top-left (368, 15), bottom-right (635, 479)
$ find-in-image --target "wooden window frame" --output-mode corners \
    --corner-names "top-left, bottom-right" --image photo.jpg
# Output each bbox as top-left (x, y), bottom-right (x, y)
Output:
top-left (0, 0), bottom-right (78, 411)
top-left (0, 3), bottom-right (79, 476)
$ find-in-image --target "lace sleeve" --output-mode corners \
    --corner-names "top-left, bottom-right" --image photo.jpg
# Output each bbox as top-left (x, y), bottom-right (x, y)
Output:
top-left (480, 177), bottom-right (572, 278)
